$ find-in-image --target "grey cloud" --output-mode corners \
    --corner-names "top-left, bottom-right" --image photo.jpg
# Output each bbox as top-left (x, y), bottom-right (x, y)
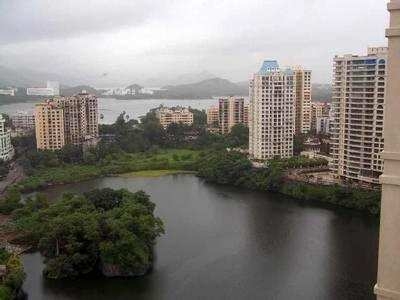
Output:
top-left (0, 0), bottom-right (163, 45)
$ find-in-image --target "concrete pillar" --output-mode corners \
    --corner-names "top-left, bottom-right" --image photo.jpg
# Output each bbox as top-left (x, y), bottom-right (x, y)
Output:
top-left (375, 1), bottom-right (400, 299)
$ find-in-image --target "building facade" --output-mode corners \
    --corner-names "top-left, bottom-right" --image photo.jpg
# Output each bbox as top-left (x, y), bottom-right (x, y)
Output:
top-left (218, 97), bottom-right (246, 134)
top-left (35, 92), bottom-right (99, 150)
top-left (311, 102), bottom-right (330, 132)
top-left (155, 106), bottom-right (193, 129)
top-left (316, 117), bottom-right (330, 134)
top-left (206, 106), bottom-right (219, 126)
top-left (249, 60), bottom-right (295, 160)
top-left (330, 47), bottom-right (387, 184)
top-left (0, 115), bottom-right (14, 161)
top-left (11, 113), bottom-right (35, 136)
top-left (294, 67), bottom-right (312, 134)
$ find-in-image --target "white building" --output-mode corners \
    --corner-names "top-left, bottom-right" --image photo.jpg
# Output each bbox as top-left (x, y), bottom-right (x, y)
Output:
top-left (249, 60), bottom-right (295, 160)
top-left (330, 47), bottom-right (387, 184)
top-left (27, 88), bottom-right (56, 96)
top-left (0, 89), bottom-right (15, 96)
top-left (0, 115), bottom-right (14, 161)
top-left (27, 81), bottom-right (60, 96)
top-left (46, 81), bottom-right (60, 96)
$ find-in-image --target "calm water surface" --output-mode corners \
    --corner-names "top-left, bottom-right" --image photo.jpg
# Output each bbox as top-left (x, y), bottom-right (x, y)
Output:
top-left (0, 98), bottom-right (218, 124)
top-left (21, 175), bottom-right (379, 300)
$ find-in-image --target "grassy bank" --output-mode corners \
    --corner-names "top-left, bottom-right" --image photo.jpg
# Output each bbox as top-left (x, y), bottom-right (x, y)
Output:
top-left (15, 149), bottom-right (200, 192)
top-left (119, 170), bottom-right (196, 178)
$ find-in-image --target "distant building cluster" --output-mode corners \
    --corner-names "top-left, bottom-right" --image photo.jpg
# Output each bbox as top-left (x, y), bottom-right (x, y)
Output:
top-left (100, 86), bottom-right (166, 97)
top-left (0, 115), bottom-right (14, 161)
top-left (35, 91), bottom-right (99, 150)
top-left (155, 106), bottom-right (194, 129)
top-left (27, 81), bottom-right (60, 96)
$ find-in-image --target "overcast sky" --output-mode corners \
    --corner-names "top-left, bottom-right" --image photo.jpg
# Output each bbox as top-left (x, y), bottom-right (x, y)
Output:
top-left (0, 0), bottom-right (389, 86)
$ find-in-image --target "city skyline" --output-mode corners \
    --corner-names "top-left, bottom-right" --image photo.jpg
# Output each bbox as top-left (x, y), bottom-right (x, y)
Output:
top-left (0, 0), bottom-right (387, 86)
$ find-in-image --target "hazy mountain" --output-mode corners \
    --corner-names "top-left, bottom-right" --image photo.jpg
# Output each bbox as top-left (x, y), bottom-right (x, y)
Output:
top-left (143, 70), bottom-right (216, 87)
top-left (0, 65), bottom-right (78, 87)
top-left (312, 83), bottom-right (332, 102)
top-left (162, 77), bottom-right (247, 99)
top-left (60, 85), bottom-right (100, 96)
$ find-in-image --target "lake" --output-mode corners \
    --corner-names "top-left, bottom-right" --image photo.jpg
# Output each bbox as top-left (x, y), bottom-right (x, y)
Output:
top-left (0, 98), bottom-right (219, 124)
top-left (21, 174), bottom-right (379, 300)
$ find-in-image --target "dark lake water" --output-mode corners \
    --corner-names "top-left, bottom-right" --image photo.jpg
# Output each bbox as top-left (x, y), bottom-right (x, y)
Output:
top-left (21, 174), bottom-right (379, 300)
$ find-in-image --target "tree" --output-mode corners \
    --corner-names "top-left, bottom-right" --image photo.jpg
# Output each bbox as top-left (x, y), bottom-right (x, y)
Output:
top-left (293, 133), bottom-right (306, 155)
top-left (227, 124), bottom-right (249, 148)
top-left (13, 188), bottom-right (164, 279)
top-left (190, 108), bottom-right (207, 127)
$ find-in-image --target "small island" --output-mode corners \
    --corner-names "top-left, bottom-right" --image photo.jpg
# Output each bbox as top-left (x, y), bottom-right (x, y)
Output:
top-left (12, 188), bottom-right (164, 279)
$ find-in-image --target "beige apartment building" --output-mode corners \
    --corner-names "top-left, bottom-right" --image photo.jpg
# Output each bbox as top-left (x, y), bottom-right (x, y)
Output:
top-left (35, 92), bottom-right (99, 150)
top-left (329, 47), bottom-right (387, 184)
top-left (294, 67), bottom-right (312, 134)
top-left (155, 106), bottom-right (193, 129)
top-left (206, 106), bottom-right (219, 127)
top-left (218, 97), bottom-right (247, 134)
top-left (249, 60), bottom-right (295, 160)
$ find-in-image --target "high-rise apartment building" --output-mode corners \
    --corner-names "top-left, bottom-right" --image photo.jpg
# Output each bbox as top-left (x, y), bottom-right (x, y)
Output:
top-left (330, 47), bottom-right (387, 184)
top-left (294, 68), bottom-right (312, 133)
top-left (249, 60), bottom-right (295, 160)
top-left (218, 97), bottom-right (246, 134)
top-left (35, 92), bottom-right (99, 150)
top-left (155, 106), bottom-right (193, 129)
top-left (0, 115), bottom-right (14, 161)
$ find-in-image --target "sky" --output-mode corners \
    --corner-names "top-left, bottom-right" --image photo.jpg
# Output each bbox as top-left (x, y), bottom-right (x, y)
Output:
top-left (0, 0), bottom-right (389, 86)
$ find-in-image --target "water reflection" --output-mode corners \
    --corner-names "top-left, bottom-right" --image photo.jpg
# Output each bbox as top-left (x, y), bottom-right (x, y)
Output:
top-left (22, 175), bottom-right (378, 300)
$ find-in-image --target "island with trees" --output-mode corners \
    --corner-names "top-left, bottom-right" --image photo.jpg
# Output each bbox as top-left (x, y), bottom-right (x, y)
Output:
top-left (12, 188), bottom-right (164, 279)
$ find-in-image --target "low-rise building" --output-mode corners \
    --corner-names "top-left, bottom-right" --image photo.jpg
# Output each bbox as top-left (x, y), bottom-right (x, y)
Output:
top-left (155, 106), bottom-right (193, 128)
top-left (0, 115), bottom-right (14, 161)
top-left (0, 89), bottom-right (15, 96)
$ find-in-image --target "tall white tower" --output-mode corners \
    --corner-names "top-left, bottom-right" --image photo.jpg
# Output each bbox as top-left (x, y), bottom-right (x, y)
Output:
top-left (249, 60), bottom-right (295, 160)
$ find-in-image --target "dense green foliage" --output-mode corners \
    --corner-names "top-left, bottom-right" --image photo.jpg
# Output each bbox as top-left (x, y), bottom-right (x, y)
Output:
top-left (197, 150), bottom-right (381, 215)
top-left (0, 189), bottom-right (22, 214)
top-left (16, 149), bottom-right (200, 192)
top-left (0, 248), bottom-right (25, 300)
top-left (13, 188), bottom-right (164, 279)
top-left (266, 156), bottom-right (328, 169)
